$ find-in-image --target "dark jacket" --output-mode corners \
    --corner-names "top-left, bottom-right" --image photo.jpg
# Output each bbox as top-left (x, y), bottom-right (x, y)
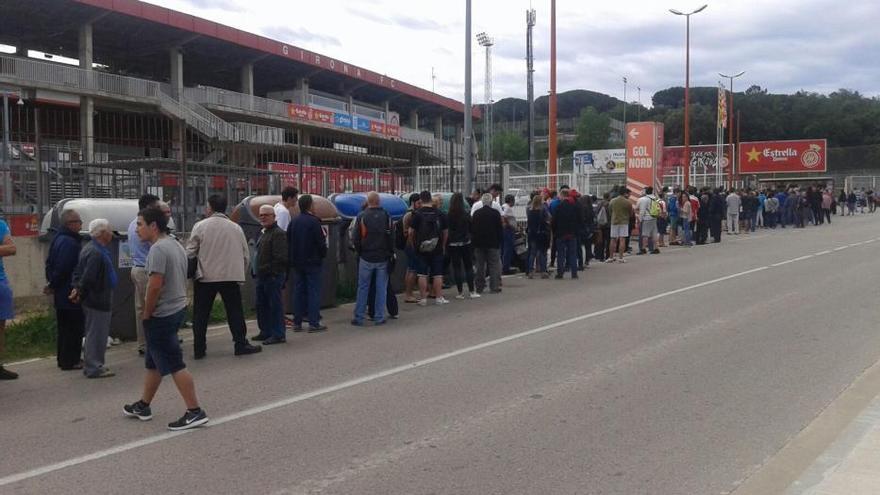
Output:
top-left (526, 208), bottom-right (550, 239)
top-left (552, 199), bottom-right (582, 238)
top-left (709, 194), bottom-right (725, 219)
top-left (45, 227), bottom-right (82, 310)
top-left (353, 207), bottom-right (393, 263)
top-left (446, 212), bottom-right (472, 245)
top-left (72, 241), bottom-right (114, 312)
top-left (579, 199), bottom-right (595, 236)
top-left (471, 205), bottom-right (503, 249)
top-left (255, 223), bottom-right (288, 277)
top-left (288, 212), bottom-right (327, 269)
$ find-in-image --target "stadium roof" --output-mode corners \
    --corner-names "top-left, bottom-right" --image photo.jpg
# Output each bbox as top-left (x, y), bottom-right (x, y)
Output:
top-left (1, 0), bottom-right (477, 120)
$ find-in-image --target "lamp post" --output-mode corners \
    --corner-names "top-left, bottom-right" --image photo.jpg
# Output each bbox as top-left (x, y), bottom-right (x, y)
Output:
top-left (548, 0), bottom-right (557, 186)
top-left (637, 86), bottom-right (641, 122)
top-left (477, 32), bottom-right (494, 165)
top-left (670, 4), bottom-right (708, 189)
top-left (464, 0), bottom-right (474, 195)
top-left (720, 70), bottom-right (745, 185)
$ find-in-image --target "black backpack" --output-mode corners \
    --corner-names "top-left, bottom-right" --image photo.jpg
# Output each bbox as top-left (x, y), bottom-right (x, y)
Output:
top-left (394, 218), bottom-right (407, 251)
top-left (415, 209), bottom-right (441, 253)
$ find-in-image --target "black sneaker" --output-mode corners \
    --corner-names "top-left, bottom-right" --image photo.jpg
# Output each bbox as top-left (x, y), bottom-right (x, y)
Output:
top-left (123, 400), bottom-right (153, 421)
top-left (167, 408), bottom-right (209, 431)
top-left (251, 334), bottom-right (269, 341)
top-left (292, 325), bottom-right (305, 332)
top-left (308, 325), bottom-right (328, 333)
top-left (0, 365), bottom-right (19, 380)
top-left (234, 343), bottom-right (262, 356)
top-left (262, 336), bottom-right (286, 345)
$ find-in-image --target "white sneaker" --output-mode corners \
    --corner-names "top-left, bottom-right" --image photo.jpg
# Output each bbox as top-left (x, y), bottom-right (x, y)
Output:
top-left (436, 297), bottom-right (450, 305)
top-left (455, 293), bottom-right (465, 300)
top-left (417, 299), bottom-right (428, 307)
top-left (469, 292), bottom-right (481, 299)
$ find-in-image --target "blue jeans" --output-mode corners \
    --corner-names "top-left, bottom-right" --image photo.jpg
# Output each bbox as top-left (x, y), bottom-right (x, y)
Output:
top-left (256, 274), bottom-right (285, 339)
top-left (502, 227), bottom-right (515, 272)
top-left (293, 266), bottom-right (322, 328)
top-left (354, 259), bottom-right (388, 323)
top-left (681, 218), bottom-right (693, 245)
top-left (556, 237), bottom-right (578, 278)
top-left (527, 239), bottom-right (547, 274)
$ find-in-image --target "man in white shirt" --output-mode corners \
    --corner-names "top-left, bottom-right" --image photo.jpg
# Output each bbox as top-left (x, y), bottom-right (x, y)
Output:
top-left (274, 187), bottom-right (299, 232)
top-left (471, 183), bottom-right (504, 215)
top-left (726, 190), bottom-right (742, 234)
top-left (636, 186), bottom-right (660, 255)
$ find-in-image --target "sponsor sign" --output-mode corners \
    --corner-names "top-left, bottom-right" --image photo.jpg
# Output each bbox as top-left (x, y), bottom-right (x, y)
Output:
top-left (333, 113), bottom-right (353, 129)
top-left (573, 149), bottom-right (626, 175)
top-left (7, 214), bottom-right (39, 237)
top-left (385, 124), bottom-right (400, 138)
top-left (738, 139), bottom-right (827, 174)
top-left (370, 121), bottom-right (385, 134)
top-left (309, 108), bottom-right (334, 125)
top-left (625, 122), bottom-right (664, 195)
top-left (353, 116), bottom-right (372, 133)
top-left (287, 104), bottom-right (311, 120)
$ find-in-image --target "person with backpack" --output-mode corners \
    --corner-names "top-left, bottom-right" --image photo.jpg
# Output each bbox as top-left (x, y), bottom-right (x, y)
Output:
top-left (594, 193), bottom-right (611, 261)
top-left (471, 193), bottom-right (503, 293)
top-left (551, 186), bottom-right (582, 279)
top-left (446, 193), bottom-right (478, 298)
top-left (526, 194), bottom-right (550, 278)
top-left (400, 193), bottom-right (421, 303)
top-left (409, 190), bottom-right (449, 305)
top-left (576, 192), bottom-right (595, 270)
top-left (351, 192), bottom-right (394, 326)
top-left (636, 186), bottom-right (661, 255)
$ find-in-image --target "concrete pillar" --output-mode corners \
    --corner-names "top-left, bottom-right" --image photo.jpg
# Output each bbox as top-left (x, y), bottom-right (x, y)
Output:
top-left (296, 78), bottom-right (309, 105)
top-left (455, 124), bottom-right (463, 142)
top-left (169, 47), bottom-right (184, 99)
top-left (15, 45), bottom-right (26, 57)
top-left (409, 110), bottom-right (419, 129)
top-left (240, 63), bottom-right (254, 95)
top-left (383, 100), bottom-right (391, 121)
top-left (78, 23), bottom-right (94, 163)
top-left (347, 94), bottom-right (354, 115)
top-left (434, 116), bottom-right (443, 139)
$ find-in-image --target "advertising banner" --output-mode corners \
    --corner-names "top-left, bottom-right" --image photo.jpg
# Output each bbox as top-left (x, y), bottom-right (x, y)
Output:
top-left (370, 121), bottom-right (386, 134)
top-left (287, 104), bottom-right (311, 120)
top-left (7, 214), bottom-right (39, 237)
top-left (573, 149), bottom-right (626, 175)
top-left (333, 113), bottom-right (353, 129)
top-left (385, 124), bottom-right (400, 138)
top-left (267, 163), bottom-right (403, 193)
top-left (625, 122), bottom-right (664, 195)
top-left (309, 108), bottom-right (334, 125)
top-left (738, 139), bottom-right (827, 174)
top-left (353, 116), bottom-right (371, 133)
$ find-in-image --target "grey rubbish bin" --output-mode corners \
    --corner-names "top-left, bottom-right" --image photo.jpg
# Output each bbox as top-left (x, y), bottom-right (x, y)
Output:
top-left (40, 198), bottom-right (176, 342)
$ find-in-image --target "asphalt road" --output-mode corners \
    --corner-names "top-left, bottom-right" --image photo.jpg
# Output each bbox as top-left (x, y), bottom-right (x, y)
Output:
top-left (1, 214), bottom-right (879, 495)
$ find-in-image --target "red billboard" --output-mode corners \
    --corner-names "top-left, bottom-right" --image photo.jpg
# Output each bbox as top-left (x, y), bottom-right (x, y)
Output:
top-left (738, 139), bottom-right (827, 174)
top-left (309, 108), bottom-right (334, 125)
top-left (625, 122), bottom-right (664, 195)
top-left (662, 145), bottom-right (731, 175)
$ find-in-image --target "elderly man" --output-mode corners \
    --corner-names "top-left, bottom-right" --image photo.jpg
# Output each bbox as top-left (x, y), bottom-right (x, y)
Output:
top-left (274, 186), bottom-right (299, 232)
top-left (471, 193), bottom-right (503, 294)
top-left (252, 205), bottom-right (288, 344)
top-left (351, 192), bottom-right (393, 326)
top-left (187, 194), bottom-right (262, 359)
top-left (71, 219), bottom-right (117, 379)
top-left (45, 209), bottom-right (85, 370)
top-left (128, 193), bottom-right (161, 355)
top-left (0, 216), bottom-right (17, 380)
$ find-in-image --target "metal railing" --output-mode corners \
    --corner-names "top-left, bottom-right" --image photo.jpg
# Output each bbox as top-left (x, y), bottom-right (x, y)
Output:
top-left (184, 86), bottom-right (291, 120)
top-left (0, 55), bottom-right (159, 100)
top-left (400, 126), bottom-right (436, 144)
top-left (351, 103), bottom-right (385, 121)
top-left (309, 93), bottom-right (349, 113)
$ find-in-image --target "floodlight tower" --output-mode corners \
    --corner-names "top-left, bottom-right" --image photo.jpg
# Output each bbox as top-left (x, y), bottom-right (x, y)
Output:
top-left (526, 9), bottom-right (536, 172)
top-left (477, 31), bottom-right (494, 164)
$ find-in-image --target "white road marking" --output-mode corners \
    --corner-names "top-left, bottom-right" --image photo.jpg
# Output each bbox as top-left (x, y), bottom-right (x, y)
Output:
top-left (833, 246), bottom-right (849, 252)
top-left (1, 238), bottom-right (875, 487)
top-left (814, 250), bottom-right (831, 256)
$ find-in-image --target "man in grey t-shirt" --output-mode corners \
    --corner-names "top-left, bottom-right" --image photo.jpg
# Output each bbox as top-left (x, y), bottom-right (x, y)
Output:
top-left (123, 208), bottom-right (209, 431)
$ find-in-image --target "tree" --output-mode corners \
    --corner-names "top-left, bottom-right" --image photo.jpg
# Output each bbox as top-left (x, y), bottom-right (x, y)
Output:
top-left (491, 130), bottom-right (529, 162)
top-left (573, 107), bottom-right (611, 150)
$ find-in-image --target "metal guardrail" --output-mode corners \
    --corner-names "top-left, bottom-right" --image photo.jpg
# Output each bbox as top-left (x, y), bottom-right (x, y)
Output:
top-left (0, 55), bottom-right (159, 100)
top-left (184, 86), bottom-right (291, 120)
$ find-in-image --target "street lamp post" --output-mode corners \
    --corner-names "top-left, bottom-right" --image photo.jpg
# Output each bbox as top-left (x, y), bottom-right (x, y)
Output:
top-left (548, 0), bottom-right (558, 186)
top-left (637, 86), bottom-right (641, 122)
top-left (464, 0), bottom-right (474, 195)
top-left (720, 70), bottom-right (745, 185)
top-left (670, 4), bottom-right (707, 189)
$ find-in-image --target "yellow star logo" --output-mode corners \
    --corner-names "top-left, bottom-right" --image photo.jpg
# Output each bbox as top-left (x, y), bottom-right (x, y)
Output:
top-left (746, 147), bottom-right (761, 162)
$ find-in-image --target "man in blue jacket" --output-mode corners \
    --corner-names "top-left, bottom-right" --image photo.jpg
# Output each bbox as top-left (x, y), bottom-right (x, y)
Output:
top-left (45, 209), bottom-right (85, 370)
top-left (287, 195), bottom-right (328, 332)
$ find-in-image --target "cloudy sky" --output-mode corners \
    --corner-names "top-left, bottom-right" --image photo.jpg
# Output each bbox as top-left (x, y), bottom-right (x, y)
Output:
top-left (149, 0), bottom-right (880, 105)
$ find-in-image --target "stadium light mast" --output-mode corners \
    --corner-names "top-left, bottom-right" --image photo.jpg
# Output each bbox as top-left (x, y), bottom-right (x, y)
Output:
top-left (719, 70), bottom-right (745, 184)
top-left (526, 8), bottom-right (536, 172)
top-left (477, 31), bottom-right (494, 165)
top-left (464, 0), bottom-right (474, 195)
top-left (670, 3), bottom-right (708, 189)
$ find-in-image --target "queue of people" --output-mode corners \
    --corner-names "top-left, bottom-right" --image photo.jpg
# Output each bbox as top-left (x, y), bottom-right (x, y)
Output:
top-left (0, 179), bottom-right (861, 428)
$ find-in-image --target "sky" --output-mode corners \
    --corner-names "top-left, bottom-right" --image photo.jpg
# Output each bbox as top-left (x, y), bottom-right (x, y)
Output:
top-left (146, 0), bottom-right (880, 106)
